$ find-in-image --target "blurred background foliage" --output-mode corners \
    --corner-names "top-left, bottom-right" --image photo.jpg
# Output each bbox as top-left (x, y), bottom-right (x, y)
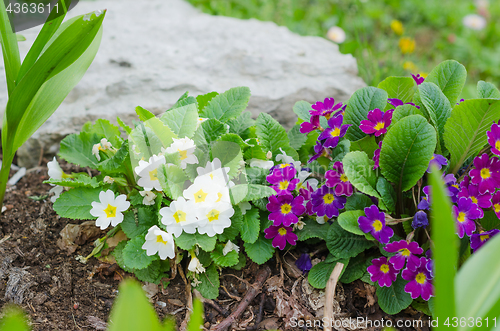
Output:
top-left (186, 0), bottom-right (499, 98)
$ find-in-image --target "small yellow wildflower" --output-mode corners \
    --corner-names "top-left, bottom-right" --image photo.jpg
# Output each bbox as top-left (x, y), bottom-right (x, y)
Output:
top-left (399, 37), bottom-right (415, 54)
top-left (390, 20), bottom-right (404, 35)
top-left (419, 72), bottom-right (428, 78)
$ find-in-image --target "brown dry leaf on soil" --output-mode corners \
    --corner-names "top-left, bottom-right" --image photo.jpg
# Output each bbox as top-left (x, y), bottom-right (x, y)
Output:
top-left (57, 221), bottom-right (102, 254)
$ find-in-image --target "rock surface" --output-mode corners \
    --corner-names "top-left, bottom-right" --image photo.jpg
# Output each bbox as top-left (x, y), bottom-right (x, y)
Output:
top-left (0, 0), bottom-right (365, 168)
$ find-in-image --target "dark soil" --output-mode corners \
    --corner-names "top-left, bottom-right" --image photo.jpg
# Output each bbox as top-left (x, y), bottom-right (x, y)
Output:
top-left (0, 162), bottom-right (431, 331)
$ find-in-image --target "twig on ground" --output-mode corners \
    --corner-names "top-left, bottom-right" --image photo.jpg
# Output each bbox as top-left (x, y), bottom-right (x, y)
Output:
top-left (246, 293), bottom-right (266, 331)
top-left (220, 285), bottom-right (242, 301)
top-left (324, 262), bottom-right (344, 331)
top-left (178, 265), bottom-right (193, 331)
top-left (193, 289), bottom-right (230, 317)
top-left (211, 266), bottom-right (271, 331)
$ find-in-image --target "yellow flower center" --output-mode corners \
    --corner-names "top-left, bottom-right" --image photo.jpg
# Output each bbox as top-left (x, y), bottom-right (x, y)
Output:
top-left (323, 193), bottom-right (335, 204)
top-left (340, 174), bottom-right (348, 182)
top-left (330, 128), bottom-right (341, 137)
top-left (495, 204), bottom-right (500, 213)
top-left (194, 189), bottom-right (208, 203)
top-left (281, 203), bottom-right (292, 214)
top-left (278, 227), bottom-right (287, 236)
top-left (279, 181), bottom-right (289, 190)
top-left (416, 272), bottom-right (426, 284)
top-left (471, 196), bottom-right (478, 204)
top-left (207, 209), bottom-right (220, 222)
top-left (178, 149), bottom-right (188, 160)
top-left (480, 234), bottom-right (490, 242)
top-left (481, 168), bottom-right (491, 179)
top-left (173, 210), bottom-right (187, 223)
top-left (279, 164), bottom-right (288, 168)
top-left (373, 220), bottom-right (383, 232)
top-left (374, 122), bottom-right (385, 130)
top-left (400, 248), bottom-right (411, 257)
top-left (430, 155), bottom-right (435, 161)
top-left (380, 264), bottom-right (390, 273)
top-left (149, 168), bottom-right (158, 181)
top-left (457, 212), bottom-right (466, 223)
top-left (496, 140), bottom-right (500, 151)
top-left (216, 192), bottom-right (223, 202)
top-left (104, 204), bottom-right (117, 218)
top-left (156, 235), bottom-right (168, 244)
top-left (325, 113), bottom-right (332, 120)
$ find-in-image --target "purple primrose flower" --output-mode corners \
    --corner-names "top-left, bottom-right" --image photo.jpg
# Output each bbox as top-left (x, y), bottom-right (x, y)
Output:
top-left (266, 166), bottom-right (299, 195)
top-left (310, 97), bottom-right (343, 119)
top-left (311, 186), bottom-right (346, 218)
top-left (264, 225), bottom-right (297, 250)
top-left (469, 153), bottom-right (500, 194)
top-left (487, 122), bottom-right (500, 156)
top-left (470, 229), bottom-right (500, 252)
top-left (402, 257), bottom-right (434, 301)
top-left (367, 256), bottom-right (398, 287)
top-left (384, 240), bottom-right (423, 270)
top-left (412, 74), bottom-right (425, 85)
top-left (300, 115), bottom-right (320, 134)
top-left (426, 154), bottom-right (448, 173)
top-left (373, 141), bottom-right (382, 170)
top-left (492, 191), bottom-right (500, 219)
top-left (387, 98), bottom-right (420, 109)
top-left (324, 162), bottom-right (353, 196)
top-left (458, 183), bottom-right (492, 209)
top-left (358, 205), bottom-right (394, 244)
top-left (418, 186), bottom-right (431, 210)
top-left (318, 115), bottom-right (351, 149)
top-left (295, 253), bottom-right (313, 273)
top-left (267, 194), bottom-right (305, 227)
top-left (412, 210), bottom-right (429, 229)
top-left (453, 197), bottom-right (482, 238)
top-left (359, 108), bottom-right (393, 137)
top-left (308, 141), bottom-right (328, 163)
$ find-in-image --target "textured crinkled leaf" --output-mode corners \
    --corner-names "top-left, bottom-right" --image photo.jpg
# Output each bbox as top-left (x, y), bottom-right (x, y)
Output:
top-left (296, 218), bottom-right (330, 241)
top-left (199, 119), bottom-right (227, 144)
top-left (478, 81), bottom-right (500, 99)
top-left (423, 60), bottom-right (467, 106)
top-left (200, 87), bottom-right (251, 123)
top-left (326, 222), bottom-right (373, 259)
top-left (52, 187), bottom-right (102, 219)
top-left (342, 151), bottom-right (381, 199)
top-left (376, 177), bottom-right (396, 213)
top-left (308, 257), bottom-right (349, 289)
top-left (376, 275), bottom-right (412, 314)
top-left (330, 139), bottom-right (351, 163)
top-left (380, 115), bottom-right (436, 192)
top-left (211, 140), bottom-right (244, 179)
top-left (44, 173), bottom-right (100, 188)
top-left (112, 241), bottom-right (134, 273)
top-left (293, 100), bottom-right (313, 122)
top-left (349, 135), bottom-right (378, 159)
top-left (97, 140), bottom-right (129, 174)
top-left (419, 82), bottom-right (452, 152)
top-left (196, 91), bottom-right (218, 112)
top-left (160, 102), bottom-right (198, 138)
top-left (157, 164), bottom-right (189, 200)
top-left (377, 76), bottom-right (416, 105)
top-left (175, 232), bottom-right (216, 252)
top-left (196, 264), bottom-right (220, 300)
top-left (338, 210), bottom-right (365, 236)
top-left (288, 124), bottom-right (308, 150)
top-left (218, 206), bottom-right (243, 242)
top-left (340, 254), bottom-right (372, 283)
top-left (344, 87), bottom-right (388, 141)
top-left (82, 119), bottom-right (122, 147)
top-left (230, 184), bottom-right (275, 205)
top-left (244, 234), bottom-right (274, 264)
top-left (59, 132), bottom-right (100, 168)
top-left (345, 193), bottom-right (373, 211)
top-left (227, 111), bottom-right (254, 137)
top-left (122, 236), bottom-right (158, 270)
top-left (256, 113), bottom-right (299, 160)
top-left (121, 208), bottom-right (157, 239)
top-left (239, 208), bottom-right (260, 244)
top-left (134, 260), bottom-right (170, 284)
top-left (210, 246), bottom-right (239, 267)
top-left (391, 104), bottom-right (426, 125)
top-left (444, 99), bottom-right (500, 173)
top-left (217, 133), bottom-right (249, 150)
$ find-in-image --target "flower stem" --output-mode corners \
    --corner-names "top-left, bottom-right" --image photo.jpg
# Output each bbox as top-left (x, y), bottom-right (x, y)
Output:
top-left (0, 153), bottom-right (14, 211)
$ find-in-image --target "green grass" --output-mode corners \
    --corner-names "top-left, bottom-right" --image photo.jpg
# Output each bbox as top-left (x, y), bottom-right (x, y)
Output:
top-left (187, 0), bottom-right (500, 98)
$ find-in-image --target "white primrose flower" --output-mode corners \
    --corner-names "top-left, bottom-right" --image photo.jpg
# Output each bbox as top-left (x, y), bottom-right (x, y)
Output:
top-left (249, 158), bottom-right (274, 170)
top-left (327, 26), bottom-right (346, 43)
top-left (266, 151), bottom-right (273, 159)
top-left (183, 175), bottom-right (220, 205)
top-left (238, 201), bottom-right (251, 215)
top-left (164, 137), bottom-right (198, 169)
top-left (92, 138), bottom-right (113, 161)
top-left (223, 240), bottom-right (240, 256)
top-left (463, 14), bottom-right (487, 30)
top-left (140, 190), bottom-right (156, 205)
top-left (49, 185), bottom-right (64, 203)
top-left (142, 226), bottom-right (175, 260)
top-left (134, 154), bottom-right (166, 191)
top-left (197, 201), bottom-right (234, 237)
top-left (47, 157), bottom-right (67, 180)
top-left (160, 197), bottom-right (199, 237)
top-left (196, 117), bottom-right (208, 129)
top-left (103, 176), bottom-right (115, 184)
top-left (188, 256), bottom-right (205, 274)
top-left (90, 190), bottom-right (130, 229)
top-left (316, 215), bottom-right (330, 225)
top-left (275, 148), bottom-right (301, 170)
top-left (294, 220), bottom-right (306, 231)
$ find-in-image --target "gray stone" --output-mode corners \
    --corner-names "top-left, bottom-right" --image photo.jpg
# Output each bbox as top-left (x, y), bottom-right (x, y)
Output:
top-left (0, 0), bottom-right (365, 168)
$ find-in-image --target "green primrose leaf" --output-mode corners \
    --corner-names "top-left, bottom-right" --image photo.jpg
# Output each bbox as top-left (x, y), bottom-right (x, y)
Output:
top-left (59, 132), bottom-right (100, 168)
top-left (160, 102), bottom-right (198, 138)
top-left (195, 264), bottom-right (220, 300)
top-left (97, 140), bottom-right (130, 174)
top-left (391, 104), bottom-right (426, 125)
top-left (337, 210), bottom-right (365, 236)
top-left (157, 164), bottom-right (189, 200)
top-left (122, 236), bottom-right (158, 270)
top-left (210, 245), bottom-right (239, 267)
top-left (256, 113), bottom-right (299, 160)
top-left (0, 305), bottom-right (30, 331)
top-left (380, 115), bottom-right (436, 192)
top-left (196, 91), bottom-right (219, 112)
top-left (444, 99), bottom-right (500, 174)
top-left (326, 222), bottom-right (373, 259)
top-left (244, 233), bottom-right (274, 264)
top-left (376, 275), bottom-right (412, 315)
top-left (348, 135), bottom-right (378, 159)
top-left (376, 177), bottom-right (396, 213)
top-left (342, 151), bottom-right (381, 199)
top-left (308, 256), bottom-right (349, 289)
top-left (121, 208), bottom-right (158, 239)
top-left (175, 232), bottom-right (216, 252)
top-left (81, 119), bottom-right (122, 147)
top-left (198, 118), bottom-right (227, 143)
top-left (287, 124), bottom-right (308, 150)
top-left (200, 86), bottom-right (251, 123)
top-left (52, 187), bottom-right (102, 219)
top-left (377, 76), bottom-right (416, 105)
top-left (227, 111), bottom-right (254, 137)
top-left (293, 100), bottom-right (313, 122)
top-left (477, 81), bottom-right (500, 99)
top-left (44, 173), bottom-right (100, 188)
top-left (240, 208), bottom-right (260, 244)
top-left (210, 140), bottom-right (244, 179)
top-left (134, 260), bottom-right (171, 285)
top-left (423, 60), bottom-right (467, 106)
top-left (229, 184), bottom-right (275, 205)
top-left (344, 87), bottom-right (388, 141)
top-left (340, 253), bottom-right (372, 284)
top-left (296, 218), bottom-right (330, 241)
top-left (345, 193), bottom-right (373, 211)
